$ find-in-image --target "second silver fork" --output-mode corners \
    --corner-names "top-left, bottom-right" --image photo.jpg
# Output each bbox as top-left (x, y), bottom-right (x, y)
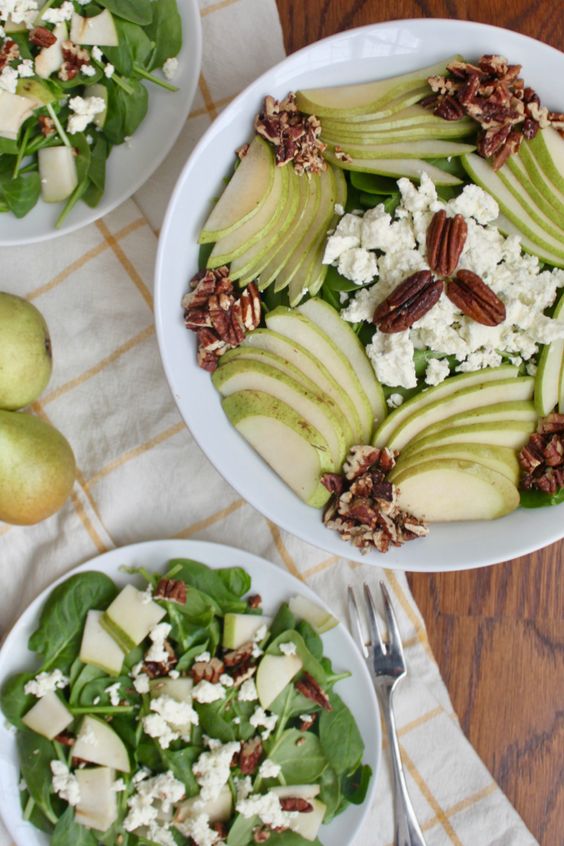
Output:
top-left (348, 582), bottom-right (427, 846)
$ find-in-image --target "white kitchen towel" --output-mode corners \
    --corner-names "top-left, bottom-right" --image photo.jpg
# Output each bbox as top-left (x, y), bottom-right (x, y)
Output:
top-left (0, 2), bottom-right (538, 845)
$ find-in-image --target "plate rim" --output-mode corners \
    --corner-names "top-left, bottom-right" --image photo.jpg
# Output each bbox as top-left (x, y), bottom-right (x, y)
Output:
top-left (0, 0), bottom-right (203, 247)
top-left (154, 18), bottom-right (564, 573)
top-left (0, 537), bottom-right (380, 846)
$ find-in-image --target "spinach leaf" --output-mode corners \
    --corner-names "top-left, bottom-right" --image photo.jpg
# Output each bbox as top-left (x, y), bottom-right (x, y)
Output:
top-left (520, 487), bottom-right (564, 507)
top-left (166, 559), bottom-right (250, 613)
top-left (136, 734), bottom-right (162, 770)
top-left (87, 134), bottom-right (108, 192)
top-left (350, 170), bottom-right (397, 195)
top-left (17, 730), bottom-right (59, 825)
top-left (198, 241), bottom-right (214, 271)
top-left (0, 170), bottom-right (41, 218)
top-left (52, 805), bottom-right (98, 846)
top-left (145, 0), bottom-right (182, 71)
top-left (342, 762), bottom-right (372, 804)
top-left (121, 19), bottom-right (153, 65)
top-left (197, 700), bottom-right (237, 742)
top-left (101, 21), bottom-right (134, 76)
top-left (19, 789), bottom-right (55, 833)
top-left (0, 672), bottom-right (36, 728)
top-left (69, 664), bottom-right (106, 705)
top-left (227, 813), bottom-right (260, 846)
top-left (98, 0), bottom-right (153, 25)
top-left (104, 79), bottom-right (148, 145)
top-left (296, 621), bottom-right (323, 660)
top-left (161, 746), bottom-right (200, 796)
top-left (269, 603), bottom-right (296, 639)
top-left (0, 138), bottom-right (18, 154)
top-left (267, 729), bottom-right (327, 782)
top-left (319, 692), bottom-right (364, 775)
top-left (28, 572), bottom-right (117, 672)
top-left (318, 766), bottom-right (342, 823)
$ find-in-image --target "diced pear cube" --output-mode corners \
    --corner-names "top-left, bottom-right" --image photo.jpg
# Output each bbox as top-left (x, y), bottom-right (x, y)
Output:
top-left (288, 595), bottom-right (338, 634)
top-left (73, 716), bottom-right (130, 773)
top-left (256, 653), bottom-right (303, 709)
top-left (70, 9), bottom-right (119, 46)
top-left (222, 613), bottom-right (272, 649)
top-left (80, 610), bottom-right (125, 676)
top-left (101, 584), bottom-right (166, 652)
top-left (22, 691), bottom-right (73, 740)
top-left (75, 767), bottom-right (118, 832)
top-left (38, 146), bottom-right (78, 203)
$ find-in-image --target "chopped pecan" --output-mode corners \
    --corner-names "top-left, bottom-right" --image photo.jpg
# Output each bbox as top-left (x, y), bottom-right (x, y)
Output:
top-left (144, 640), bottom-right (178, 678)
top-left (538, 413), bottom-right (564, 434)
top-left (38, 115), bottom-right (55, 138)
top-left (373, 270), bottom-right (443, 333)
top-left (29, 27), bottom-right (57, 47)
top-left (279, 798), bottom-right (313, 813)
top-left (253, 827), bottom-right (271, 843)
top-left (519, 415), bottom-right (564, 494)
top-left (255, 92), bottom-right (327, 174)
top-left (299, 713), bottom-right (317, 731)
top-left (191, 657), bottom-right (224, 684)
top-left (426, 211), bottom-right (468, 277)
top-left (247, 594), bottom-right (262, 609)
top-left (295, 672), bottom-right (332, 711)
top-left (54, 732), bottom-right (75, 747)
top-left (236, 143), bottom-right (250, 159)
top-left (59, 41), bottom-right (90, 81)
top-left (333, 145), bottom-right (352, 163)
top-left (155, 578), bottom-right (187, 605)
top-left (0, 39), bottom-right (20, 71)
top-left (433, 94), bottom-right (466, 121)
top-left (446, 269), bottom-right (506, 326)
top-left (223, 641), bottom-right (254, 667)
top-left (321, 472), bottom-right (345, 495)
top-left (223, 640), bottom-right (256, 685)
top-left (239, 737), bottom-right (263, 774)
top-left (211, 822), bottom-right (228, 839)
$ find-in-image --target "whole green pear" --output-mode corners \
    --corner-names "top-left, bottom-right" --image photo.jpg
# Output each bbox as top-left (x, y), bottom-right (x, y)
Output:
top-left (0, 410), bottom-right (76, 525)
top-left (0, 292), bottom-right (53, 410)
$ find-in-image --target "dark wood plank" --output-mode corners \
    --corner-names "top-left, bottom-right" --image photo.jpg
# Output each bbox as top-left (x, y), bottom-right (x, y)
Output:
top-left (276, 2), bottom-right (564, 841)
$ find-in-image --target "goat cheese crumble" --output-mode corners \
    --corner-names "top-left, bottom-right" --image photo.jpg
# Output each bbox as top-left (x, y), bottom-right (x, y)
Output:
top-left (250, 706), bottom-right (278, 739)
top-left (238, 678), bottom-right (258, 702)
top-left (0, 0), bottom-right (38, 28)
top-left (41, 1), bottom-right (73, 23)
top-left (145, 622), bottom-right (172, 663)
top-left (236, 791), bottom-right (296, 829)
top-left (124, 770), bottom-right (185, 844)
top-left (142, 694), bottom-right (199, 749)
top-left (258, 758), bottom-right (282, 779)
top-left (279, 641), bottom-right (297, 656)
top-left (67, 95), bottom-right (106, 135)
top-left (105, 681), bottom-right (122, 706)
top-left (162, 57), bottom-right (178, 80)
top-left (193, 741), bottom-right (240, 802)
top-left (24, 669), bottom-right (68, 698)
top-left (192, 680), bottom-right (226, 703)
top-left (50, 761), bottom-right (80, 806)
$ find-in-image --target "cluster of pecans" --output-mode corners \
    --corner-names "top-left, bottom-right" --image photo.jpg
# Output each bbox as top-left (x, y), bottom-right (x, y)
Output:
top-left (0, 38), bottom-right (19, 70)
top-left (322, 445), bottom-right (428, 553)
top-left (254, 93), bottom-right (327, 174)
top-left (373, 209), bottom-right (506, 334)
top-left (422, 54), bottom-right (564, 169)
top-left (519, 413), bottom-right (564, 494)
top-left (58, 40), bottom-right (91, 82)
top-left (182, 266), bottom-right (262, 371)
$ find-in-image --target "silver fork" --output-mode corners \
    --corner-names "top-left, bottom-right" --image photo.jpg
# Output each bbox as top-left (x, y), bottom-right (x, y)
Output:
top-left (348, 581), bottom-right (427, 846)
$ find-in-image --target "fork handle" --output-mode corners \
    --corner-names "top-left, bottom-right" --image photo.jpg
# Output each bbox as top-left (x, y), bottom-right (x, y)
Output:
top-left (377, 685), bottom-right (427, 846)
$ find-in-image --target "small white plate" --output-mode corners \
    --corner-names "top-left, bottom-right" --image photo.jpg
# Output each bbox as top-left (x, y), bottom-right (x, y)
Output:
top-left (155, 20), bottom-right (564, 572)
top-left (0, 538), bottom-right (380, 846)
top-left (0, 0), bottom-right (202, 246)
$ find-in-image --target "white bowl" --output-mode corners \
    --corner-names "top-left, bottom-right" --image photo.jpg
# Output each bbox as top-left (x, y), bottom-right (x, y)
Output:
top-left (0, 539), bottom-right (379, 846)
top-left (0, 0), bottom-right (202, 246)
top-left (155, 20), bottom-right (564, 572)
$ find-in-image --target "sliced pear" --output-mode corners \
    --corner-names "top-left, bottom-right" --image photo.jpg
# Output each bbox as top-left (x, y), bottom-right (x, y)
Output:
top-left (288, 595), bottom-right (338, 633)
top-left (208, 163), bottom-right (288, 266)
top-left (373, 365), bottom-right (520, 447)
top-left (256, 653), bottom-right (303, 709)
top-left (34, 21), bottom-right (67, 79)
top-left (22, 692), bottom-right (73, 740)
top-left (322, 122), bottom-right (475, 145)
top-left (560, 356), bottom-right (564, 414)
top-left (288, 798), bottom-right (327, 842)
top-left (307, 166), bottom-right (348, 298)
top-left (175, 785), bottom-right (232, 826)
top-left (266, 307), bottom-right (374, 441)
top-left (73, 716), bottom-right (130, 773)
top-left (4, 16), bottom-right (27, 32)
top-left (326, 139), bottom-right (475, 160)
top-left (386, 377), bottom-right (534, 451)
top-left (506, 153), bottom-right (564, 220)
top-left (80, 610), bottom-right (125, 676)
top-left (0, 90), bottom-right (33, 141)
top-left (271, 170), bottom-right (324, 293)
top-left (298, 298), bottom-right (387, 427)
top-left (326, 150), bottom-right (463, 186)
top-left (535, 293), bottom-right (564, 416)
top-left (38, 146), bottom-right (78, 203)
top-left (494, 212), bottom-right (564, 268)
top-left (85, 83), bottom-right (108, 128)
top-left (295, 57), bottom-right (460, 116)
top-left (243, 328), bottom-right (363, 441)
top-left (150, 677), bottom-right (194, 702)
top-left (461, 153), bottom-right (564, 260)
top-left (528, 127), bottom-right (564, 194)
top-left (517, 143), bottom-right (564, 216)
top-left (393, 458), bottom-right (520, 521)
top-left (222, 390), bottom-right (336, 507)
top-left (100, 584), bottom-right (166, 653)
top-left (317, 86), bottom-right (431, 124)
top-left (223, 613), bottom-right (272, 649)
top-left (199, 137), bottom-right (274, 243)
top-left (70, 9), bottom-right (119, 46)
top-left (321, 104), bottom-right (474, 131)
top-left (392, 442), bottom-right (520, 485)
top-left (400, 420), bottom-right (535, 454)
top-left (75, 767), bottom-right (118, 832)
top-left (496, 161), bottom-right (564, 243)
top-left (213, 358), bottom-right (347, 466)
top-left (415, 400), bottom-right (538, 439)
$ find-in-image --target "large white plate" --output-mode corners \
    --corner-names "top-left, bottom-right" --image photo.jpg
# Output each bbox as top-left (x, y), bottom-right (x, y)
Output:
top-left (0, 0), bottom-right (202, 246)
top-left (0, 538), bottom-right (379, 846)
top-left (155, 20), bottom-right (564, 572)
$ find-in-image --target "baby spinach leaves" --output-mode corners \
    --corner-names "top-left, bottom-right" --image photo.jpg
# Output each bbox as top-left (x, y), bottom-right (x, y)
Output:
top-left (17, 730), bottom-right (59, 825)
top-left (267, 728), bottom-right (327, 783)
top-left (98, 0), bottom-right (153, 25)
top-left (166, 558), bottom-right (251, 613)
top-left (145, 0), bottom-right (182, 71)
top-left (52, 806), bottom-right (98, 846)
top-left (0, 671), bottom-right (36, 728)
top-left (319, 691), bottom-right (365, 776)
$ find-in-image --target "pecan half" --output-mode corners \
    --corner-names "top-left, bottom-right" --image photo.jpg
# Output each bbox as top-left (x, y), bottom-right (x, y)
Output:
top-left (143, 640), bottom-right (178, 678)
top-left (426, 211), bottom-right (468, 277)
top-left (247, 594), bottom-right (262, 609)
top-left (223, 640), bottom-right (256, 685)
top-left (59, 41), bottom-right (90, 81)
top-left (191, 657), bottom-right (224, 684)
top-left (320, 472), bottom-right (345, 495)
top-left (54, 732), bottom-right (75, 747)
top-left (239, 737), bottom-right (263, 774)
top-left (446, 269), bottom-right (506, 326)
top-left (373, 270), bottom-right (443, 333)
top-left (279, 798), bottom-right (313, 813)
top-left (155, 578), bottom-right (187, 605)
top-left (29, 27), bottom-right (57, 47)
top-left (295, 672), bottom-right (332, 711)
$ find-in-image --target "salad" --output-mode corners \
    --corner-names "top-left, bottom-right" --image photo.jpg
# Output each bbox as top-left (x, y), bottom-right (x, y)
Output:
top-left (0, 558), bottom-right (372, 845)
top-left (181, 53), bottom-right (564, 553)
top-left (0, 0), bottom-right (182, 226)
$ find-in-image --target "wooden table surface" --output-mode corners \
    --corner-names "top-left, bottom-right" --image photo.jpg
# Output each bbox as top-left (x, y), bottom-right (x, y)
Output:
top-left (276, 3), bottom-right (563, 844)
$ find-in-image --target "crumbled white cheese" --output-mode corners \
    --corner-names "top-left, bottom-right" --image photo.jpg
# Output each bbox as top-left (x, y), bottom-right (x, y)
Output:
top-left (176, 813), bottom-right (220, 846)
top-left (279, 641), bottom-right (297, 656)
top-left (202, 734), bottom-right (222, 750)
top-left (104, 682), bottom-right (122, 706)
top-left (397, 171), bottom-right (438, 213)
top-left (219, 673), bottom-right (234, 688)
top-left (258, 759), bottom-right (282, 779)
top-left (145, 622), bottom-right (173, 663)
top-left (338, 247), bottom-right (378, 286)
top-left (250, 706), bottom-right (278, 739)
top-left (169, 669), bottom-right (180, 679)
top-left (386, 393), bottom-right (404, 409)
top-left (194, 651), bottom-right (211, 663)
top-left (0, 0), bottom-right (37, 28)
top-left (104, 62), bottom-right (114, 78)
top-left (237, 791), bottom-right (296, 829)
top-left (322, 234), bottom-right (359, 264)
top-left (91, 45), bottom-right (103, 62)
top-left (112, 778), bottom-right (126, 792)
top-left (235, 775), bottom-right (253, 801)
top-left (140, 584), bottom-right (153, 604)
top-left (361, 205), bottom-right (415, 253)
top-left (192, 680), bottom-right (226, 703)
top-left (92, 695), bottom-right (101, 705)
top-left (133, 767), bottom-right (151, 784)
top-left (254, 624), bottom-right (268, 642)
top-left (24, 670), bottom-right (68, 698)
top-left (162, 57), bottom-right (178, 80)
top-left (456, 349), bottom-right (503, 372)
top-left (142, 695), bottom-right (199, 748)
top-left (334, 203), bottom-right (345, 216)
top-left (50, 761), bottom-right (80, 806)
top-left (0, 66), bottom-right (18, 94)
top-left (42, 1), bottom-right (73, 23)
top-left (80, 63), bottom-right (96, 77)
top-left (366, 330), bottom-right (417, 389)
top-left (67, 95), bottom-right (105, 134)
top-left (17, 58), bottom-right (34, 78)
top-left (447, 183), bottom-right (499, 225)
top-left (334, 212), bottom-right (363, 240)
top-left (193, 741), bottom-right (241, 802)
top-left (124, 771), bottom-right (185, 842)
top-left (425, 358), bottom-right (450, 387)
top-left (238, 678), bottom-right (258, 702)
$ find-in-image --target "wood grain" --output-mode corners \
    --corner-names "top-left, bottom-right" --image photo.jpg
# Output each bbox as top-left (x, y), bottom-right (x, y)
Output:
top-left (276, 3), bottom-right (564, 842)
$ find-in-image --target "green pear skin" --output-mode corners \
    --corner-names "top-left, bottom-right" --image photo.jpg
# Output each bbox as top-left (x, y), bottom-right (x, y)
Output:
top-left (0, 292), bottom-right (52, 410)
top-left (0, 411), bottom-right (75, 525)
